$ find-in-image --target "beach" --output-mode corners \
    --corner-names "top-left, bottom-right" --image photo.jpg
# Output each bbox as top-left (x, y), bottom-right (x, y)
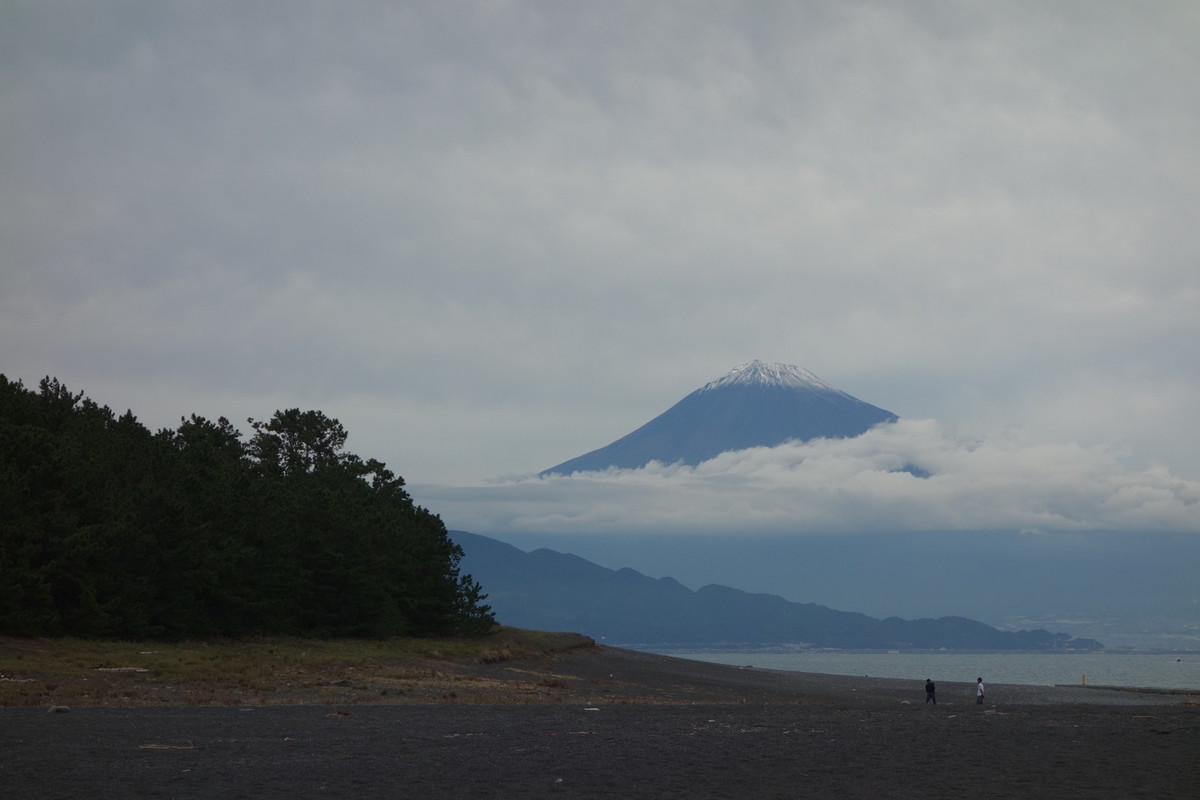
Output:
top-left (4, 644), bottom-right (1197, 798)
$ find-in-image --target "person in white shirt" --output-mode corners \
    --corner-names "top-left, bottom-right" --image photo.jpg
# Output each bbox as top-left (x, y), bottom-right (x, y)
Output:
top-left (976, 677), bottom-right (986, 705)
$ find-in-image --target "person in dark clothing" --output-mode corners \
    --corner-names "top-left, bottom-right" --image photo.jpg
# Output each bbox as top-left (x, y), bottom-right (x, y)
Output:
top-left (924, 679), bottom-right (937, 704)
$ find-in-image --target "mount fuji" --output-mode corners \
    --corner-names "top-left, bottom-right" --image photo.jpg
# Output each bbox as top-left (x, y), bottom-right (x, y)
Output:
top-left (541, 360), bottom-right (897, 476)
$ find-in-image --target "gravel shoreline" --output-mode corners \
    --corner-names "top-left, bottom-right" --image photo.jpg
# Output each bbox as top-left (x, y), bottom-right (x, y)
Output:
top-left (4, 646), bottom-right (1197, 799)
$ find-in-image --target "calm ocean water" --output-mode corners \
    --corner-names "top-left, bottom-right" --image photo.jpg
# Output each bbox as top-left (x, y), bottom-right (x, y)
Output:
top-left (655, 650), bottom-right (1200, 691)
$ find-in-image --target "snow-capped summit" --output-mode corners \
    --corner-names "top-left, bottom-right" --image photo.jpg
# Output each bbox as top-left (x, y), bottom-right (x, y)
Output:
top-left (700, 360), bottom-right (837, 392)
top-left (540, 361), bottom-right (897, 476)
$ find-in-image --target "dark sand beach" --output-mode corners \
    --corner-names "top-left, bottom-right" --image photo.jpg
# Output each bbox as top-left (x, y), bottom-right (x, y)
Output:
top-left (4, 645), bottom-right (1197, 799)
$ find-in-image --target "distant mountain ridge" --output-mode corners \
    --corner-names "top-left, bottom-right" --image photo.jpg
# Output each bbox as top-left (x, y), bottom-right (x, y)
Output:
top-left (452, 531), bottom-right (1103, 650)
top-left (541, 360), bottom-right (898, 475)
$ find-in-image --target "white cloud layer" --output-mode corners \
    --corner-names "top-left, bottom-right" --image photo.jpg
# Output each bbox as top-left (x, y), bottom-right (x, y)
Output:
top-left (415, 420), bottom-right (1200, 535)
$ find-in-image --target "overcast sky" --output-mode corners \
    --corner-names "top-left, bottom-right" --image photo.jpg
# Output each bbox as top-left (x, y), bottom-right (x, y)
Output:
top-left (4, 2), bottom-right (1198, 536)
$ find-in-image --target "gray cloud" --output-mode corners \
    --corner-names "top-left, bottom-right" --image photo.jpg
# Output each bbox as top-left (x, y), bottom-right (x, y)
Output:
top-left (2, 2), bottom-right (1198, 490)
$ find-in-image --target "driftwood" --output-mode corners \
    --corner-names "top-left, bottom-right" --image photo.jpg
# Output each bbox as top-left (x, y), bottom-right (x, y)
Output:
top-left (137, 743), bottom-right (195, 750)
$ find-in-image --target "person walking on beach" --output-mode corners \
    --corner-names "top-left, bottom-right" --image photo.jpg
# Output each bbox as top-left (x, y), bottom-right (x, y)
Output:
top-left (976, 677), bottom-right (986, 705)
top-left (925, 679), bottom-right (937, 705)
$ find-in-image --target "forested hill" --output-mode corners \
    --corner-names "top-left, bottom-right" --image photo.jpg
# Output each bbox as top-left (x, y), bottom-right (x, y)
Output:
top-left (0, 375), bottom-right (493, 640)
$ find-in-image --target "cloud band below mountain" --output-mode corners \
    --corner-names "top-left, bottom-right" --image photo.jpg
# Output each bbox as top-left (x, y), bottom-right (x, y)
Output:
top-left (414, 420), bottom-right (1200, 535)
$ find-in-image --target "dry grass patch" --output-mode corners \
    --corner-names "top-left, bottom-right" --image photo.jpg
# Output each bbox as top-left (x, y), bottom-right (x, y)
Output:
top-left (0, 628), bottom-right (594, 708)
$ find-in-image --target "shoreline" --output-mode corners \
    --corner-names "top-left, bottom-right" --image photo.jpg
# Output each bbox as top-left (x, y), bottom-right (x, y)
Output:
top-left (647, 646), bottom-right (1200, 694)
top-left (5, 638), bottom-right (1199, 709)
top-left (567, 646), bottom-right (1200, 707)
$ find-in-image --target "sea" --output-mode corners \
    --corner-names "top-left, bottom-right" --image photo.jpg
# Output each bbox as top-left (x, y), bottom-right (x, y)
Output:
top-left (646, 649), bottom-right (1200, 691)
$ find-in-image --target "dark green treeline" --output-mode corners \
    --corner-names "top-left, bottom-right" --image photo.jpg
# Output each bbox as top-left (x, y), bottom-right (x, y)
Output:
top-left (0, 375), bottom-right (493, 640)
